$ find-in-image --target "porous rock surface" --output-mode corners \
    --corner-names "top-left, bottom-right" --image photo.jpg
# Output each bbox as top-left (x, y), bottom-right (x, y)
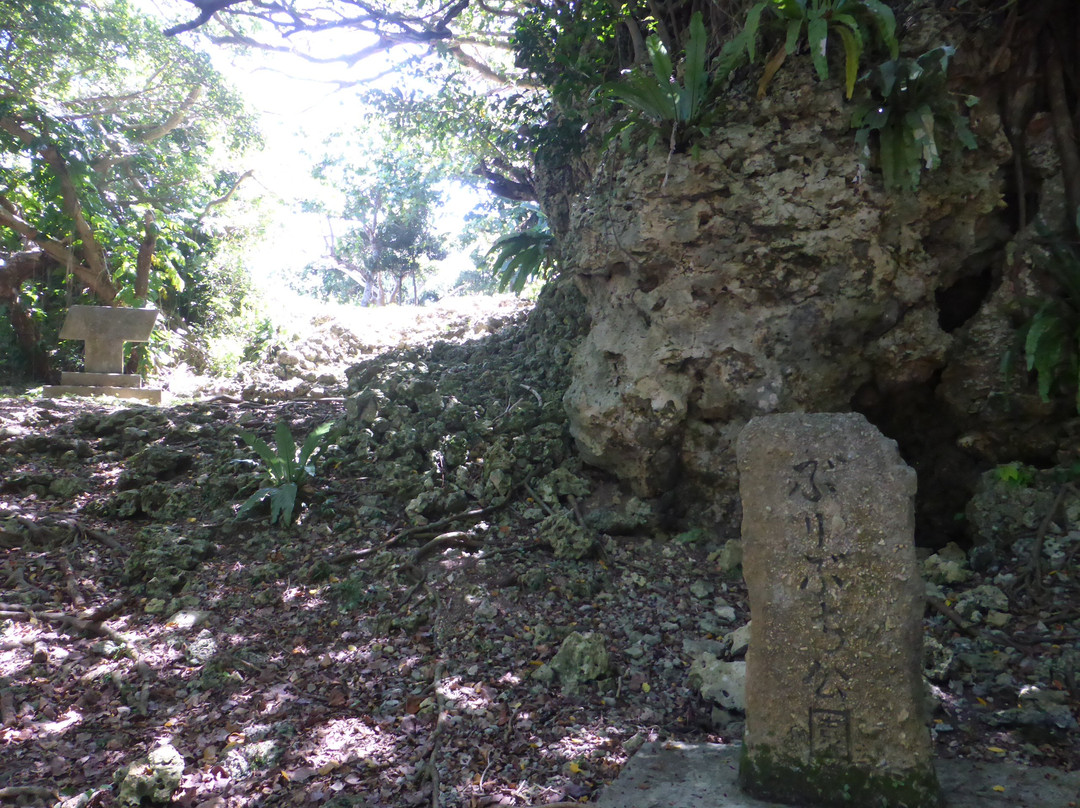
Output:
top-left (556, 67), bottom-right (1008, 527)
top-left (115, 743), bottom-right (185, 806)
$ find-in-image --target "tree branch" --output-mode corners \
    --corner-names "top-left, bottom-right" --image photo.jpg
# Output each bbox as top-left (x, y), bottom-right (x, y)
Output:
top-left (171, 0), bottom-right (528, 87)
top-left (0, 194), bottom-right (117, 303)
top-left (47, 141), bottom-right (110, 281)
top-left (0, 116), bottom-right (113, 288)
top-left (138, 85), bottom-right (203, 143)
top-left (207, 28), bottom-right (395, 69)
top-left (454, 34), bottom-right (514, 51)
top-left (476, 0), bottom-right (518, 18)
top-left (447, 44), bottom-right (532, 88)
top-left (198, 168), bottom-right (253, 221)
top-left (164, 0), bottom-right (247, 37)
top-left (61, 65), bottom-right (172, 118)
top-left (472, 160), bottom-right (536, 201)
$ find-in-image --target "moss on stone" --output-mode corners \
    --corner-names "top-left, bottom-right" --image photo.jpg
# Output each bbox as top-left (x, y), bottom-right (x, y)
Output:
top-left (739, 744), bottom-right (943, 808)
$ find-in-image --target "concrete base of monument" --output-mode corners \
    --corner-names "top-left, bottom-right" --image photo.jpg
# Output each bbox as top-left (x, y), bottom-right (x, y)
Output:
top-left (593, 742), bottom-right (1080, 808)
top-left (42, 385), bottom-right (164, 404)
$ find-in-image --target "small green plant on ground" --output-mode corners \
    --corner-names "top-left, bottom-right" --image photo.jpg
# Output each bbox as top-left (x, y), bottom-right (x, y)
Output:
top-left (236, 421), bottom-right (341, 526)
top-left (596, 11), bottom-right (725, 155)
top-left (1008, 229), bottom-right (1080, 413)
top-left (994, 462), bottom-right (1035, 489)
top-left (674, 527), bottom-right (708, 545)
top-left (331, 575), bottom-right (391, 611)
top-left (722, 0), bottom-right (898, 99)
top-left (851, 46), bottom-right (977, 191)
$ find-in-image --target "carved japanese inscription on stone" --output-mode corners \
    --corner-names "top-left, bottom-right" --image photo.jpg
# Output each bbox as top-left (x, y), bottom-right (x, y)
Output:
top-left (809, 708), bottom-right (850, 762)
top-left (736, 413), bottom-right (941, 808)
top-left (787, 458), bottom-right (852, 761)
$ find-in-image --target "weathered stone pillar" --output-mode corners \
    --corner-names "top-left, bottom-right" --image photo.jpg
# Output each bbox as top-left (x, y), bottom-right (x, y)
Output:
top-left (736, 412), bottom-right (940, 808)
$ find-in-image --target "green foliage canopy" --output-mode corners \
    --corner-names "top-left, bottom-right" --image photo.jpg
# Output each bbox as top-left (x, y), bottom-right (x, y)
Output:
top-left (302, 126), bottom-right (448, 305)
top-left (0, 0), bottom-right (259, 307)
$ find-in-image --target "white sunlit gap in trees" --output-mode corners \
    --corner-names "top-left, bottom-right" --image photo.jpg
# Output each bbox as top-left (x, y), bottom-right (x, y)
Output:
top-left (140, 0), bottom-right (540, 307)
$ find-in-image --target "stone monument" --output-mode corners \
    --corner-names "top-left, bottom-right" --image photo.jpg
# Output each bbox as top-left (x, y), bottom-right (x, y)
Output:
top-left (43, 305), bottom-right (163, 403)
top-left (736, 412), bottom-right (940, 808)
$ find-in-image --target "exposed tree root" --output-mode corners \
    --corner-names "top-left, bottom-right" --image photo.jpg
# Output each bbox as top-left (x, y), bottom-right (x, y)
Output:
top-left (0, 786), bottom-right (58, 801)
top-left (1026, 483), bottom-right (1074, 595)
top-left (0, 604), bottom-right (139, 659)
top-left (927, 596), bottom-right (976, 637)
top-left (330, 503), bottom-right (503, 564)
top-left (410, 531), bottom-right (483, 566)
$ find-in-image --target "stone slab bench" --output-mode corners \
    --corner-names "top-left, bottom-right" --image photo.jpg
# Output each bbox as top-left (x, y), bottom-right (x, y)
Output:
top-left (43, 306), bottom-right (164, 404)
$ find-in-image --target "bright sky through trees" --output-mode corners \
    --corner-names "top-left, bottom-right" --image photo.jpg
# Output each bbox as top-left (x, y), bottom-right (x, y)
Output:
top-left (135, 0), bottom-right (488, 305)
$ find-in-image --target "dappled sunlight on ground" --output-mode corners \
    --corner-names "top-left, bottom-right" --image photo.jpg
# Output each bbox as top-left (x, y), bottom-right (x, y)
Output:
top-left (438, 676), bottom-right (498, 716)
top-left (304, 717), bottom-right (392, 768)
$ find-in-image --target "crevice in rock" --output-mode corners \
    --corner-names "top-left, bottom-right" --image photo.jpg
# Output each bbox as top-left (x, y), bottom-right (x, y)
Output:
top-left (852, 375), bottom-right (987, 549)
top-left (639, 269), bottom-right (662, 294)
top-left (935, 263), bottom-right (995, 333)
top-left (1002, 185), bottom-right (1043, 235)
top-left (689, 283), bottom-right (713, 303)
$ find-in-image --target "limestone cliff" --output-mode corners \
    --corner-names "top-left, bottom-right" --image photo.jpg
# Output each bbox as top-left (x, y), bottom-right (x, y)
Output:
top-left (537, 54), bottom-right (1074, 538)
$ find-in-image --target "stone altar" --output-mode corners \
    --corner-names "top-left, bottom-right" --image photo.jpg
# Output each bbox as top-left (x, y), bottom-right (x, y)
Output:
top-left (43, 305), bottom-right (163, 403)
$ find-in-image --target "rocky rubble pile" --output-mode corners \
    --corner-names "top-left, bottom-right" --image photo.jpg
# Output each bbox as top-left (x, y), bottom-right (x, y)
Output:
top-left (0, 285), bottom-right (586, 528)
top-left (333, 280), bottom-right (592, 530)
top-left (915, 464), bottom-right (1080, 749)
top-left (151, 295), bottom-right (533, 402)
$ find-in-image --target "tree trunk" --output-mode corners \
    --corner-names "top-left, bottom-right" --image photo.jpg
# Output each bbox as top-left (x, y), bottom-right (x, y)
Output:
top-left (124, 210), bottom-right (157, 374)
top-left (0, 251), bottom-right (54, 379)
top-left (1046, 35), bottom-right (1080, 236)
top-left (125, 209), bottom-right (158, 373)
top-left (123, 345), bottom-right (144, 375)
top-left (134, 210), bottom-right (157, 302)
top-left (0, 251), bottom-right (44, 300)
top-left (0, 194), bottom-right (118, 304)
top-left (0, 117), bottom-right (118, 304)
top-left (8, 300), bottom-right (52, 379)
